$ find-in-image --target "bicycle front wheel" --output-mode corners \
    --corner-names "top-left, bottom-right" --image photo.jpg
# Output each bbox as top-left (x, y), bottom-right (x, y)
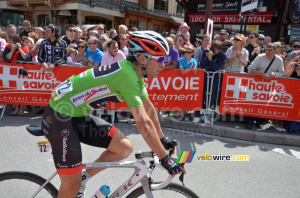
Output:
top-left (0, 171), bottom-right (58, 198)
top-left (126, 182), bottom-right (199, 198)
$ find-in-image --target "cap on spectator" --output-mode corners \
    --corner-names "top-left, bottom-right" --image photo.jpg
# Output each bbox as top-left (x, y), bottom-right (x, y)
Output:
top-left (213, 34), bottom-right (219, 40)
top-left (258, 34), bottom-right (265, 39)
top-left (196, 37), bottom-right (202, 43)
top-left (292, 41), bottom-right (300, 47)
top-left (90, 30), bottom-right (98, 35)
top-left (179, 22), bottom-right (190, 31)
top-left (219, 29), bottom-right (227, 35)
top-left (234, 35), bottom-right (243, 41)
top-left (22, 36), bottom-right (34, 44)
top-left (290, 37), bottom-right (300, 44)
top-left (273, 42), bottom-right (282, 47)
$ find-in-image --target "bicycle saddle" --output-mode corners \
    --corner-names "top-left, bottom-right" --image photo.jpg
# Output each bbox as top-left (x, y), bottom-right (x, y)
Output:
top-left (26, 125), bottom-right (43, 136)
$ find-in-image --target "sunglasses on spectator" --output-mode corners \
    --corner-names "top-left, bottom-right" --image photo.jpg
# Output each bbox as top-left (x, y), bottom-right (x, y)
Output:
top-left (151, 56), bottom-right (165, 63)
top-left (78, 46), bottom-right (85, 48)
top-left (293, 45), bottom-right (300, 48)
top-left (68, 29), bottom-right (76, 32)
top-left (88, 42), bottom-right (96, 45)
top-left (76, 31), bottom-right (82, 34)
top-left (185, 51), bottom-right (193, 54)
top-left (234, 38), bottom-right (242, 41)
top-left (248, 36), bottom-right (255, 39)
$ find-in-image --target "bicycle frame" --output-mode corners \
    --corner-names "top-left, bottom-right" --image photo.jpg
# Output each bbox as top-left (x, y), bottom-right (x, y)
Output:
top-left (31, 152), bottom-right (173, 198)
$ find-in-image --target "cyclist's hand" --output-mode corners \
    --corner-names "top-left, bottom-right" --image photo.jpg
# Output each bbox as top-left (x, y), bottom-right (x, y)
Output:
top-left (160, 155), bottom-right (184, 175)
top-left (160, 137), bottom-right (176, 155)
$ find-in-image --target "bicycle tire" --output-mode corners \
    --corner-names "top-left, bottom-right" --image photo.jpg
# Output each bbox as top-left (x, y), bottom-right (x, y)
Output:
top-left (126, 182), bottom-right (199, 198)
top-left (0, 171), bottom-right (58, 198)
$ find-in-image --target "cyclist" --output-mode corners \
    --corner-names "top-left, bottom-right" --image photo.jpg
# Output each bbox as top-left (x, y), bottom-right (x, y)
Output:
top-left (42, 31), bottom-right (185, 198)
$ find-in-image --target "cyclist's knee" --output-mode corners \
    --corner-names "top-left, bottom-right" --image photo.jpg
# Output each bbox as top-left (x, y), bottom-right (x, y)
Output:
top-left (108, 130), bottom-right (133, 158)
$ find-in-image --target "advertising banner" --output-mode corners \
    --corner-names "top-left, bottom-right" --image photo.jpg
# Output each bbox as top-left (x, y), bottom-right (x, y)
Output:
top-left (241, 0), bottom-right (258, 13)
top-left (0, 63), bottom-right (205, 111)
top-left (219, 73), bottom-right (300, 121)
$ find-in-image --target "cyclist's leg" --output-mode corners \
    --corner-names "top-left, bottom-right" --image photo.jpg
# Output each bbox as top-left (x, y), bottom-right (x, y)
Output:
top-left (78, 114), bottom-right (133, 176)
top-left (42, 106), bottom-right (86, 198)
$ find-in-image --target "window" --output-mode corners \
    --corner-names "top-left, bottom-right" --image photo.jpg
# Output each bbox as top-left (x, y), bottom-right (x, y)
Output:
top-left (176, 3), bottom-right (185, 18)
top-left (38, 15), bottom-right (50, 28)
top-left (129, 19), bottom-right (147, 30)
top-left (0, 11), bottom-right (24, 31)
top-left (85, 16), bottom-right (112, 30)
top-left (154, 0), bottom-right (168, 13)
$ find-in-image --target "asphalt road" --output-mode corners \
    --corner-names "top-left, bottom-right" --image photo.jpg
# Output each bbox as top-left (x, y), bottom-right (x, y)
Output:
top-left (0, 115), bottom-right (300, 198)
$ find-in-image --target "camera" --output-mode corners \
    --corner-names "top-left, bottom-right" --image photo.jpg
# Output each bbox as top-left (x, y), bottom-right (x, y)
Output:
top-left (205, 49), bottom-right (210, 53)
top-left (205, 48), bottom-right (215, 53)
top-left (295, 63), bottom-right (300, 67)
top-left (13, 44), bottom-right (18, 48)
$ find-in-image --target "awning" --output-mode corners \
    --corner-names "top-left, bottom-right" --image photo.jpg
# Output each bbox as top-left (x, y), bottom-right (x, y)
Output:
top-left (189, 12), bottom-right (274, 24)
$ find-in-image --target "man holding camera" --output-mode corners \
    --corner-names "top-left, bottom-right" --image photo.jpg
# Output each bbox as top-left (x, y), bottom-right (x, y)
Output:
top-left (246, 43), bottom-right (285, 129)
top-left (193, 41), bottom-right (226, 123)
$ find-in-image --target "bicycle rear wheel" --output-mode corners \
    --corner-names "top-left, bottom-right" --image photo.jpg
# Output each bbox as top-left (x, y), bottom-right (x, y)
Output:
top-left (126, 182), bottom-right (199, 198)
top-left (0, 171), bottom-right (58, 198)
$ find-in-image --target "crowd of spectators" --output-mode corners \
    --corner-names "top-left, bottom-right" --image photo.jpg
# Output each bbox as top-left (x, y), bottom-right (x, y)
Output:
top-left (0, 21), bottom-right (299, 132)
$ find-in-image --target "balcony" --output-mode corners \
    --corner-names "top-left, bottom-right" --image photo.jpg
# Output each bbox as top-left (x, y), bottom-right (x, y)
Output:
top-left (7, 0), bottom-right (65, 7)
top-left (79, 0), bottom-right (121, 11)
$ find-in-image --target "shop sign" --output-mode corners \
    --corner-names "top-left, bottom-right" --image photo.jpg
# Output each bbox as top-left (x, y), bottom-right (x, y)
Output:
top-left (193, 0), bottom-right (240, 13)
top-left (189, 12), bottom-right (273, 24)
top-left (290, 0), bottom-right (300, 23)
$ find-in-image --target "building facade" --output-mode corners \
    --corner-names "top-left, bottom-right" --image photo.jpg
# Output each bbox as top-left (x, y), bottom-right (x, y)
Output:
top-left (0, 0), bottom-right (184, 34)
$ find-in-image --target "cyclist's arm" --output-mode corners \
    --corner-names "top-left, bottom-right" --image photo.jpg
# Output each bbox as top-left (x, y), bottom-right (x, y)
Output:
top-left (142, 97), bottom-right (164, 139)
top-left (130, 106), bottom-right (167, 159)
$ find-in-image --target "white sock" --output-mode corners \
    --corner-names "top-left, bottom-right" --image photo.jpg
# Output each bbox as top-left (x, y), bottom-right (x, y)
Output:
top-left (81, 170), bottom-right (91, 186)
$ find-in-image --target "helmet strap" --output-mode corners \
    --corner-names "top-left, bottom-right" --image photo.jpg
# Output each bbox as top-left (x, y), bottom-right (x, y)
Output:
top-left (134, 54), bottom-right (151, 78)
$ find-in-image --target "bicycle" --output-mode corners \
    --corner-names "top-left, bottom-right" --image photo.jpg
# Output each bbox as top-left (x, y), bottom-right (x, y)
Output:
top-left (0, 125), bottom-right (199, 198)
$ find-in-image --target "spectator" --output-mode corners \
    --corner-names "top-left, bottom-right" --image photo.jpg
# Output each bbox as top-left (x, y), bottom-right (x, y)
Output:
top-left (175, 34), bottom-right (187, 54)
top-left (6, 24), bottom-right (17, 37)
top-left (3, 34), bottom-right (31, 63)
top-left (22, 36), bottom-right (35, 53)
top-left (30, 28), bottom-right (44, 62)
top-left (177, 22), bottom-right (190, 45)
top-left (257, 34), bottom-right (265, 51)
top-left (194, 37), bottom-right (201, 48)
top-left (281, 43), bottom-right (287, 57)
top-left (219, 29), bottom-right (233, 53)
top-left (224, 34), bottom-right (248, 72)
top-left (196, 40), bottom-right (226, 123)
top-left (177, 46), bottom-right (186, 58)
top-left (284, 45), bottom-right (300, 69)
top-left (285, 61), bottom-right (300, 79)
top-left (62, 24), bottom-right (79, 50)
top-left (3, 34), bottom-right (31, 116)
top-left (96, 24), bottom-right (106, 36)
top-left (89, 30), bottom-right (98, 38)
top-left (99, 34), bottom-right (109, 51)
top-left (178, 45), bottom-right (197, 75)
top-left (219, 29), bottom-right (228, 43)
top-left (279, 37), bottom-right (286, 45)
top-left (81, 27), bottom-right (88, 40)
top-left (285, 41), bottom-right (300, 60)
top-left (101, 40), bottom-right (126, 66)
top-left (130, 27), bottom-right (138, 32)
top-left (113, 24), bottom-right (128, 41)
top-left (83, 36), bottom-right (103, 68)
top-left (264, 36), bottom-right (272, 46)
top-left (118, 34), bottom-right (129, 57)
top-left (109, 28), bottom-right (118, 39)
top-left (163, 37), bottom-right (179, 70)
top-left (274, 42), bottom-right (285, 61)
top-left (75, 40), bottom-right (87, 64)
top-left (194, 34), bottom-right (210, 67)
top-left (20, 20), bottom-right (34, 40)
top-left (286, 37), bottom-right (299, 51)
top-left (0, 32), bottom-right (7, 61)
top-left (38, 24), bottom-right (67, 72)
top-left (175, 45), bottom-right (197, 121)
top-left (247, 43), bottom-right (285, 129)
top-left (66, 48), bottom-right (82, 66)
top-left (75, 27), bottom-right (83, 42)
top-left (245, 31), bottom-right (263, 72)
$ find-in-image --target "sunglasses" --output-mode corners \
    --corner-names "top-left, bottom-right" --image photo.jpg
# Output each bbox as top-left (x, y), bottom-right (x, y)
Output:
top-left (88, 42), bottom-right (96, 45)
top-left (68, 29), bottom-right (76, 32)
top-left (293, 45), bottom-right (300, 48)
top-left (151, 56), bottom-right (165, 63)
top-left (185, 51), bottom-right (193, 54)
top-left (78, 46), bottom-right (85, 48)
top-left (248, 36), bottom-right (255, 39)
top-left (234, 38), bottom-right (242, 41)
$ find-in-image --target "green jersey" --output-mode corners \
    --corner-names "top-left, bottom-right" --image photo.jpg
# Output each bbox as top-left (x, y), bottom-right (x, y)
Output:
top-left (49, 60), bottom-right (148, 117)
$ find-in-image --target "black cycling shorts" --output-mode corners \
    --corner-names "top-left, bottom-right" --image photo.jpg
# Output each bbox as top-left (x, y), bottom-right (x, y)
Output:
top-left (42, 105), bottom-right (118, 175)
